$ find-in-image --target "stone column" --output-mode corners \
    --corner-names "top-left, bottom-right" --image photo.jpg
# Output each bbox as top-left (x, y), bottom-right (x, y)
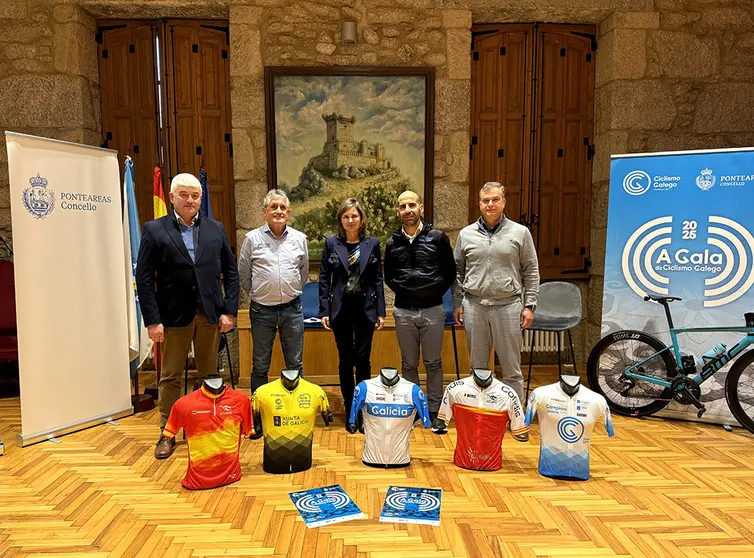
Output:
top-left (588, 11), bottom-right (663, 352)
top-left (229, 2), bottom-right (268, 252)
top-left (434, 7), bottom-right (471, 242)
top-left (0, 0), bottom-right (99, 252)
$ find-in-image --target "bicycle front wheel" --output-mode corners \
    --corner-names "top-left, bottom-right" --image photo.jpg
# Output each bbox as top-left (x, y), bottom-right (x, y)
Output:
top-left (725, 349), bottom-right (754, 435)
top-left (587, 330), bottom-right (675, 416)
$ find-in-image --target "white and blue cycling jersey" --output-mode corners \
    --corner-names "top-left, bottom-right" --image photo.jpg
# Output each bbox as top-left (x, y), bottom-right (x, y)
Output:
top-left (524, 383), bottom-right (615, 480)
top-left (350, 377), bottom-right (431, 467)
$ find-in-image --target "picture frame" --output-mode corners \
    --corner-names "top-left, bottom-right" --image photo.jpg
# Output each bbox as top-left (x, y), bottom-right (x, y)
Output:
top-left (263, 66), bottom-right (435, 262)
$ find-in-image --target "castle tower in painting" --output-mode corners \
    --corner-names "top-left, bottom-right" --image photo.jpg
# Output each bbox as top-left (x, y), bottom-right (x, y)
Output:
top-left (311, 113), bottom-right (392, 175)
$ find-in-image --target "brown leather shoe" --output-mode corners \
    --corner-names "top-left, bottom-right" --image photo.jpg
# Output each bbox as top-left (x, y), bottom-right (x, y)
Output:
top-left (154, 435), bottom-right (176, 459)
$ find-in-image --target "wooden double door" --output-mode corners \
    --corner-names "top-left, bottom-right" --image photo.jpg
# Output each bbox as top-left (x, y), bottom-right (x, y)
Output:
top-left (97, 20), bottom-right (236, 247)
top-left (470, 23), bottom-right (596, 279)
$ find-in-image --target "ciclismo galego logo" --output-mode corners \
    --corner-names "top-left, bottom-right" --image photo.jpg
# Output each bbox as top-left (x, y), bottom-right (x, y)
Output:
top-left (623, 170), bottom-right (680, 196)
top-left (621, 215), bottom-right (754, 307)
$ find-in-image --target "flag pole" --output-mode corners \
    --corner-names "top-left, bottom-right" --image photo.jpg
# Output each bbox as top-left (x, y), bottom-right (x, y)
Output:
top-left (123, 154), bottom-right (154, 413)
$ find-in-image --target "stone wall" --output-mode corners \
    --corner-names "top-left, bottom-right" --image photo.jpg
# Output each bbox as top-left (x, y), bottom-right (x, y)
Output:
top-left (0, 0), bottom-right (101, 257)
top-left (229, 0), bottom-right (472, 254)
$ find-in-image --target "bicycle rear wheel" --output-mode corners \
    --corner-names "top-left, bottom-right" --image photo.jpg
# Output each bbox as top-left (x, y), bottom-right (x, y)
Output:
top-left (587, 330), bottom-right (675, 416)
top-left (725, 349), bottom-right (754, 435)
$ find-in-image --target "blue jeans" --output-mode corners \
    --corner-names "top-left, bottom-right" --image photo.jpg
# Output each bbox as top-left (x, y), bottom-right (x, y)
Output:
top-left (250, 298), bottom-right (304, 394)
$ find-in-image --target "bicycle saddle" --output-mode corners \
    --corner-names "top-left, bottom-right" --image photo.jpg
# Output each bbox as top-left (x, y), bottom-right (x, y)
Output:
top-left (643, 295), bottom-right (682, 303)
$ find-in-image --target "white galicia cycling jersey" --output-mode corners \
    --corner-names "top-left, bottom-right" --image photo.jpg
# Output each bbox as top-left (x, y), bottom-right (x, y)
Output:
top-left (350, 377), bottom-right (430, 467)
top-left (524, 383), bottom-right (615, 480)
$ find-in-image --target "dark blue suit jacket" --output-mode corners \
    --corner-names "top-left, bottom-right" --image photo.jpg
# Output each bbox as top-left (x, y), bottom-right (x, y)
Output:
top-left (136, 212), bottom-right (239, 328)
top-left (318, 235), bottom-right (386, 324)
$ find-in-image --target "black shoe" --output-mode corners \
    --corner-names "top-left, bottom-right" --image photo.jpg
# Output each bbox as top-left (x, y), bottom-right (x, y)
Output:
top-left (431, 416), bottom-right (447, 435)
top-left (250, 418), bottom-right (263, 440)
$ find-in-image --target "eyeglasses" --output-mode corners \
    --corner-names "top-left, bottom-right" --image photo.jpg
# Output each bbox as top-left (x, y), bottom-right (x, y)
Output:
top-left (177, 192), bottom-right (201, 201)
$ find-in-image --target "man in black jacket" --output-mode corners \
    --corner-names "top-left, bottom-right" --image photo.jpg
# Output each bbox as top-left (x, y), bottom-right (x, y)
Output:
top-left (384, 190), bottom-right (456, 433)
top-left (137, 173), bottom-right (239, 459)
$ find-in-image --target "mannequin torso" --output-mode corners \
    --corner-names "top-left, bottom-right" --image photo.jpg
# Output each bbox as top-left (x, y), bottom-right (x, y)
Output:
top-left (524, 381), bottom-right (614, 480)
top-left (349, 370), bottom-right (431, 468)
top-left (438, 374), bottom-right (529, 471)
top-left (252, 371), bottom-right (332, 474)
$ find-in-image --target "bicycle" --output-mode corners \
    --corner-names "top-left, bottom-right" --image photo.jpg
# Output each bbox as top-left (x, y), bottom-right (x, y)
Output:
top-left (586, 294), bottom-right (754, 434)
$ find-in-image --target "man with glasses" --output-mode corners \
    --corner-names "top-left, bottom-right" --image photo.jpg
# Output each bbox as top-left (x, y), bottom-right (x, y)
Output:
top-left (137, 173), bottom-right (239, 459)
top-left (238, 189), bottom-right (308, 438)
top-left (452, 182), bottom-right (540, 403)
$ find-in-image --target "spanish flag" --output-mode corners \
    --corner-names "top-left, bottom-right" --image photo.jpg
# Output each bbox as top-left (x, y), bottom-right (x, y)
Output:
top-left (153, 165), bottom-right (167, 219)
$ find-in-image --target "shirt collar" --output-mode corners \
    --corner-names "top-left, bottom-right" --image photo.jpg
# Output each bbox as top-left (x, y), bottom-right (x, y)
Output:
top-left (200, 385), bottom-right (225, 399)
top-left (402, 220), bottom-right (423, 242)
top-left (477, 215), bottom-right (505, 235)
top-left (175, 210), bottom-right (199, 227)
top-left (262, 222), bottom-right (288, 238)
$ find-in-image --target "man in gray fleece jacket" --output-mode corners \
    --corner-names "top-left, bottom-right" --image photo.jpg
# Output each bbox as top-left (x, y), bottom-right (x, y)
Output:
top-left (452, 182), bottom-right (540, 401)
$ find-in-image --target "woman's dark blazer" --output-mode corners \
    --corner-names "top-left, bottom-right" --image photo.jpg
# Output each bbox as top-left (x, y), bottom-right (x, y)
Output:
top-left (318, 235), bottom-right (386, 324)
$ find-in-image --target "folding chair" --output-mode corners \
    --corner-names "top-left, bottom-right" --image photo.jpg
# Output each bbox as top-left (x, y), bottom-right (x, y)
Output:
top-left (524, 281), bottom-right (582, 399)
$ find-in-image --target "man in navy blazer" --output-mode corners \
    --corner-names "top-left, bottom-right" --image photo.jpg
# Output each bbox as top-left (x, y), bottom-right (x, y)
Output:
top-left (319, 198), bottom-right (386, 423)
top-left (137, 173), bottom-right (239, 459)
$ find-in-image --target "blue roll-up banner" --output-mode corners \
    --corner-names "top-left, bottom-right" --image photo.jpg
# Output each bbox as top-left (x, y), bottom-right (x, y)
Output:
top-left (603, 148), bottom-right (754, 425)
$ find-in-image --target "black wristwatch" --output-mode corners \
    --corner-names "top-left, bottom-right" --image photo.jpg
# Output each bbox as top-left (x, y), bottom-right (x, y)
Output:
top-left (525, 304), bottom-right (536, 312)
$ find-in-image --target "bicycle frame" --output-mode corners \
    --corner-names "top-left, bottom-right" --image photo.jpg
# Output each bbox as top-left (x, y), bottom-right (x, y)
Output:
top-left (623, 326), bottom-right (754, 388)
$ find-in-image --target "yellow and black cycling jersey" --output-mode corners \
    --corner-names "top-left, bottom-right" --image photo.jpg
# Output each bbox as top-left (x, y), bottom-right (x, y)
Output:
top-left (252, 378), bottom-right (330, 474)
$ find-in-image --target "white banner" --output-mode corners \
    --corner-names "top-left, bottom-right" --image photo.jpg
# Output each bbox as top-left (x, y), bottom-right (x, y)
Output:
top-left (6, 132), bottom-right (133, 446)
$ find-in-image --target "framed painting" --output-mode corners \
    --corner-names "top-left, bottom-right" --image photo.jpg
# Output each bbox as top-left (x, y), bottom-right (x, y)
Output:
top-left (264, 66), bottom-right (435, 262)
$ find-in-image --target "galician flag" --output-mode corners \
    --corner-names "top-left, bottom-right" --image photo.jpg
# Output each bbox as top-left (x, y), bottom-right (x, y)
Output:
top-left (123, 157), bottom-right (152, 369)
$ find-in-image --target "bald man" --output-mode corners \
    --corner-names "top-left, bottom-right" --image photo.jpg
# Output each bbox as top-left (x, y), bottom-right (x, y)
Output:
top-left (384, 191), bottom-right (456, 434)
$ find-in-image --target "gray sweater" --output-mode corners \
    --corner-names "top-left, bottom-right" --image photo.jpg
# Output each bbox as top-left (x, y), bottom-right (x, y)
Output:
top-left (452, 217), bottom-right (540, 307)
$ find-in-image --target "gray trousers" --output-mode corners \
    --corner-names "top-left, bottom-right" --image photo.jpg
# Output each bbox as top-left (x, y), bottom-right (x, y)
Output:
top-left (393, 304), bottom-right (445, 413)
top-left (463, 298), bottom-right (524, 402)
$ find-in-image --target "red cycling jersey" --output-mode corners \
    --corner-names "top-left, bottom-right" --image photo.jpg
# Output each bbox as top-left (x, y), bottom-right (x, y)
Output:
top-left (164, 386), bottom-right (252, 489)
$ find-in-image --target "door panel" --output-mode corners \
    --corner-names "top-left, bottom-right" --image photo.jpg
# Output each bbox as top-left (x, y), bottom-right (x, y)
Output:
top-left (470, 25), bottom-right (531, 227)
top-left (98, 19), bottom-right (236, 247)
top-left (470, 23), bottom-right (594, 279)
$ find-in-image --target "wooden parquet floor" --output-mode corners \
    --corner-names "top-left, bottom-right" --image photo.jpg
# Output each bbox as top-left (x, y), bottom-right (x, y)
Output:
top-left (2, 367), bottom-right (754, 558)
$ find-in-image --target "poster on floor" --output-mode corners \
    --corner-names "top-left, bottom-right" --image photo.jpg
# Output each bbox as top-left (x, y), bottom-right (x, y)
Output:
top-left (289, 485), bottom-right (365, 528)
top-left (5, 132), bottom-right (133, 446)
top-left (379, 486), bottom-right (442, 526)
top-left (603, 147), bottom-right (754, 425)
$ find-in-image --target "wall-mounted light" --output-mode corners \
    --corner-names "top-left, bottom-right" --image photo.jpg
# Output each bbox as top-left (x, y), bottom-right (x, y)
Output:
top-left (341, 21), bottom-right (357, 45)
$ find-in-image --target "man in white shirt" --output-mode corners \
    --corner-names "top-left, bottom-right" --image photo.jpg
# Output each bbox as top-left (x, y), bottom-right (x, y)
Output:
top-left (238, 189), bottom-right (308, 437)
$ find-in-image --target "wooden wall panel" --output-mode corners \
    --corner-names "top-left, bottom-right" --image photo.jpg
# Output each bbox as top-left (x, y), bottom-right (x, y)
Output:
top-left (165, 21), bottom-right (235, 246)
top-left (470, 25), bottom-right (531, 226)
top-left (98, 23), bottom-right (161, 228)
top-left (98, 20), bottom-right (235, 246)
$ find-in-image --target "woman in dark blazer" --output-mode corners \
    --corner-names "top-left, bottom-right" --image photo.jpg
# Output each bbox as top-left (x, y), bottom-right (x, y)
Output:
top-left (319, 198), bottom-right (386, 422)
